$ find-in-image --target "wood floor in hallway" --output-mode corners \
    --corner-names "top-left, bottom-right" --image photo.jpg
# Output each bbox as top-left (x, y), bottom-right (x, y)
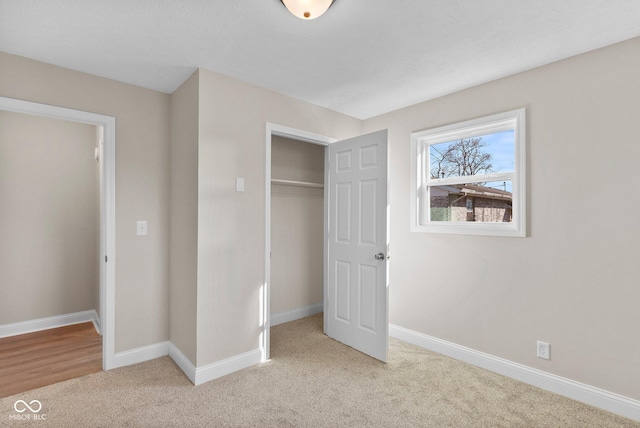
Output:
top-left (0, 322), bottom-right (102, 398)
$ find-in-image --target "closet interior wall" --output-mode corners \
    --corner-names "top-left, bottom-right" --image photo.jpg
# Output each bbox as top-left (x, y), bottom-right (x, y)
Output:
top-left (270, 136), bottom-right (325, 321)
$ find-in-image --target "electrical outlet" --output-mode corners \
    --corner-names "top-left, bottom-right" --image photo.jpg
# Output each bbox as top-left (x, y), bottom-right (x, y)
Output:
top-left (537, 341), bottom-right (550, 360)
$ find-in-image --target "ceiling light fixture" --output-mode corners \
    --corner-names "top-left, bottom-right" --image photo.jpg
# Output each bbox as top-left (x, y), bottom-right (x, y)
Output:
top-left (280, 0), bottom-right (335, 20)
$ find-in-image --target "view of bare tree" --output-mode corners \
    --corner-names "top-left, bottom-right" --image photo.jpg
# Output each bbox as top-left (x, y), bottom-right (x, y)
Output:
top-left (430, 137), bottom-right (493, 179)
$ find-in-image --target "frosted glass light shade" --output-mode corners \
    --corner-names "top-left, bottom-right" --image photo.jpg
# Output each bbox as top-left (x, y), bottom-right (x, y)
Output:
top-left (281, 0), bottom-right (335, 20)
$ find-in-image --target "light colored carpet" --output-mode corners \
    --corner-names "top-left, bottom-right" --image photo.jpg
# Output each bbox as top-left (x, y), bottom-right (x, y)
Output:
top-left (1, 314), bottom-right (637, 427)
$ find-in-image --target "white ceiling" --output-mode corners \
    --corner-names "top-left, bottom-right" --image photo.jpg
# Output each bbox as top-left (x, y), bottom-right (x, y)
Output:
top-left (1, 1), bottom-right (639, 119)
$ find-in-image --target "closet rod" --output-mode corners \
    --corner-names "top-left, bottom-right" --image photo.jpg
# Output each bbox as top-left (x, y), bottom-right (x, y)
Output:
top-left (271, 179), bottom-right (324, 189)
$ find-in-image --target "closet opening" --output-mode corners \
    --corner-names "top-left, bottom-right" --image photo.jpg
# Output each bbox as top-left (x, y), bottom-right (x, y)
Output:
top-left (263, 124), bottom-right (334, 360)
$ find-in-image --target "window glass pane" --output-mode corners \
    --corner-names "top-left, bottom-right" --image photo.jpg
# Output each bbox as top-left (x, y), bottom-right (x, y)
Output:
top-left (429, 180), bottom-right (513, 223)
top-left (429, 130), bottom-right (514, 179)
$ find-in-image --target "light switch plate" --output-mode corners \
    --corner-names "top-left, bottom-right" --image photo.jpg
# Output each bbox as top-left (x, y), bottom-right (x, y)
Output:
top-left (137, 221), bottom-right (148, 236)
top-left (236, 177), bottom-right (245, 192)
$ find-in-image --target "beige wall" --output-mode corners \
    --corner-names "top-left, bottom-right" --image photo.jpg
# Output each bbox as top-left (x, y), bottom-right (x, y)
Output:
top-left (0, 52), bottom-right (171, 352)
top-left (0, 111), bottom-right (98, 324)
top-left (271, 136), bottom-right (324, 315)
top-left (169, 71), bottom-right (199, 364)
top-left (196, 68), bottom-right (362, 366)
top-left (362, 37), bottom-right (640, 400)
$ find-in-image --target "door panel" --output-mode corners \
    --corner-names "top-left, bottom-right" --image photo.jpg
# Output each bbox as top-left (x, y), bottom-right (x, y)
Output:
top-left (359, 265), bottom-right (377, 331)
top-left (335, 261), bottom-right (351, 322)
top-left (326, 130), bottom-right (388, 362)
top-left (360, 180), bottom-right (377, 245)
top-left (336, 183), bottom-right (352, 242)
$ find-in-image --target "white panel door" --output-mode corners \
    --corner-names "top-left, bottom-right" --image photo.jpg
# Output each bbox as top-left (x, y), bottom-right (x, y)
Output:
top-left (326, 130), bottom-right (388, 362)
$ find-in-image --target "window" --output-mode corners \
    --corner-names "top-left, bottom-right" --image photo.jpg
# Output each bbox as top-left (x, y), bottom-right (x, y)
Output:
top-left (410, 108), bottom-right (526, 237)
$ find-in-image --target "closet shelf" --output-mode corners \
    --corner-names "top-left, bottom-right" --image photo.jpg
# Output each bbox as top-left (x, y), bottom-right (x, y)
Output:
top-left (271, 179), bottom-right (324, 189)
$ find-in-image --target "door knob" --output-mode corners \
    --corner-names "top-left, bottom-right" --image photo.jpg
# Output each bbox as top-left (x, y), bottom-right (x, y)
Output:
top-left (374, 253), bottom-right (385, 260)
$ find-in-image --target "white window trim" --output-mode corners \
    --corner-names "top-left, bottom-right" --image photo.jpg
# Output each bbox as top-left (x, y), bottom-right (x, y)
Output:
top-left (410, 108), bottom-right (526, 237)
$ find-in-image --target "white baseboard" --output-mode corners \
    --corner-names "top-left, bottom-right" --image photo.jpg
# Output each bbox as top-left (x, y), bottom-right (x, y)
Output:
top-left (168, 342), bottom-right (196, 384)
top-left (0, 310), bottom-right (99, 338)
top-left (389, 324), bottom-right (640, 423)
top-left (113, 341), bottom-right (169, 369)
top-left (110, 340), bottom-right (262, 387)
top-left (194, 348), bottom-right (262, 386)
top-left (168, 342), bottom-right (262, 386)
top-left (91, 311), bottom-right (101, 335)
top-left (271, 303), bottom-right (323, 326)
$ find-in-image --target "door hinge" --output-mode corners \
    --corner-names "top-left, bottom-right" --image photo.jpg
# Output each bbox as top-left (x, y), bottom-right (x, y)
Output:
top-left (105, 255), bottom-right (108, 263)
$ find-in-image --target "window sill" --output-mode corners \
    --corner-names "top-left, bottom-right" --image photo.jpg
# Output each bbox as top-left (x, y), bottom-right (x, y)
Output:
top-left (411, 222), bottom-right (526, 237)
